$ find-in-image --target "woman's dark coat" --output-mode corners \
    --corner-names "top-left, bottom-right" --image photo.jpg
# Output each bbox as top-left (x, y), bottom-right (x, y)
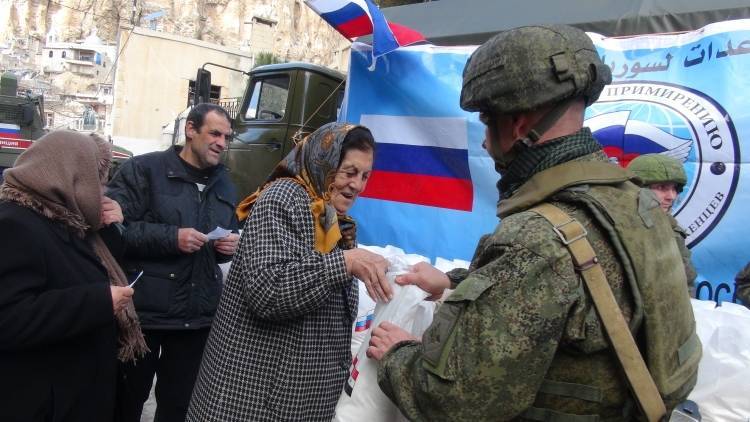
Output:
top-left (0, 202), bottom-right (117, 422)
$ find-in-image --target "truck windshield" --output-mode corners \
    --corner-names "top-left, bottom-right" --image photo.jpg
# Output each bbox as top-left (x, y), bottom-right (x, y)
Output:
top-left (244, 75), bottom-right (290, 121)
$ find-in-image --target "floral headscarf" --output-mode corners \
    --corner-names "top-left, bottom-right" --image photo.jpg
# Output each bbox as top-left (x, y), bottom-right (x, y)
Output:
top-left (236, 122), bottom-right (366, 252)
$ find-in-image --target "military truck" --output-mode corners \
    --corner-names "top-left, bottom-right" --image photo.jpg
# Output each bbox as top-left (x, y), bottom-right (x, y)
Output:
top-left (0, 72), bottom-right (132, 182)
top-left (0, 72), bottom-right (47, 180)
top-left (188, 62), bottom-right (346, 199)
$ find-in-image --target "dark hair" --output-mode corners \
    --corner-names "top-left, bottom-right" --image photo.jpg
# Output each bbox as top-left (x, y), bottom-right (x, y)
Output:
top-left (339, 126), bottom-right (375, 165)
top-left (186, 103), bottom-right (232, 136)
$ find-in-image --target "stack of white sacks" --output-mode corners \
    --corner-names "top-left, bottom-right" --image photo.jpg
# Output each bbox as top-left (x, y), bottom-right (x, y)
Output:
top-left (333, 245), bottom-right (750, 422)
top-left (334, 245), bottom-right (468, 422)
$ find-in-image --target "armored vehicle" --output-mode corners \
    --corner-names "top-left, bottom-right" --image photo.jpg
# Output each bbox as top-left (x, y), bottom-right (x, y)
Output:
top-left (0, 72), bottom-right (46, 179)
top-left (0, 72), bottom-right (132, 181)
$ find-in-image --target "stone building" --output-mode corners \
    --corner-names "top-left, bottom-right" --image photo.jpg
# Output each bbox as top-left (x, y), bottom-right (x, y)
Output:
top-left (1, 0), bottom-right (353, 148)
top-left (40, 29), bottom-right (114, 81)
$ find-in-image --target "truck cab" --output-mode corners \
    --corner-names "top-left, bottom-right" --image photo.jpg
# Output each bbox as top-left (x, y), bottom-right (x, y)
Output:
top-left (191, 62), bottom-right (346, 199)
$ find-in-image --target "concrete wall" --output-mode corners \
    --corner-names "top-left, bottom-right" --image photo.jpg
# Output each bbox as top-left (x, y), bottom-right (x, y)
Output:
top-left (110, 26), bottom-right (253, 152)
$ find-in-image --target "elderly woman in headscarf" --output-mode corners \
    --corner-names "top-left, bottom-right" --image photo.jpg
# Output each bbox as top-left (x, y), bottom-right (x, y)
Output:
top-left (187, 122), bottom-right (390, 422)
top-left (0, 130), bottom-right (147, 422)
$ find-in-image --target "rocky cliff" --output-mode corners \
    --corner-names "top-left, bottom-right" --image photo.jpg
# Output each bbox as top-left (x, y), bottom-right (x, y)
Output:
top-left (1, 0), bottom-right (351, 69)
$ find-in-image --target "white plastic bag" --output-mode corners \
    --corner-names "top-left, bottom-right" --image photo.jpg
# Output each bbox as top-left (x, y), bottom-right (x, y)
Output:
top-left (688, 299), bottom-right (750, 422)
top-left (335, 254), bottom-right (435, 422)
top-left (351, 280), bottom-right (376, 358)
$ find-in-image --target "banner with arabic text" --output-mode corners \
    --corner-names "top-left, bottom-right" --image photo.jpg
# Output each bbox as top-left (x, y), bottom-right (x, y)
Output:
top-left (342, 19), bottom-right (750, 304)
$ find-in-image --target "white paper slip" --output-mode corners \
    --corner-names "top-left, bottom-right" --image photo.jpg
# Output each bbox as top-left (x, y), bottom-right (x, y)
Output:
top-left (129, 270), bottom-right (144, 288)
top-left (206, 226), bottom-right (232, 240)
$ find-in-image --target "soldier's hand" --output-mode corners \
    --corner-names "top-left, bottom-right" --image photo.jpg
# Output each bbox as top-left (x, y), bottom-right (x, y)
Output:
top-left (214, 233), bottom-right (240, 255)
top-left (367, 321), bottom-right (418, 361)
top-left (100, 196), bottom-right (124, 226)
top-left (178, 228), bottom-right (208, 254)
top-left (344, 248), bottom-right (391, 302)
top-left (395, 262), bottom-right (450, 300)
top-left (110, 286), bottom-right (134, 314)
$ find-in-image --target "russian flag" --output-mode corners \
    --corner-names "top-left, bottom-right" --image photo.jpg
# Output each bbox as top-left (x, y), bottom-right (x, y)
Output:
top-left (305, 0), bottom-right (424, 66)
top-left (360, 115), bottom-right (473, 211)
top-left (586, 111), bottom-right (692, 167)
top-left (0, 123), bottom-right (21, 139)
top-left (354, 312), bottom-right (374, 332)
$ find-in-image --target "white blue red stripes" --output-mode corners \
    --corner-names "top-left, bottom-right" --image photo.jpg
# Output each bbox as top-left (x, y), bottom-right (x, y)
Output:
top-left (304, 0), bottom-right (424, 67)
top-left (354, 312), bottom-right (374, 332)
top-left (313, 1), bottom-right (373, 38)
top-left (0, 123), bottom-right (21, 139)
top-left (586, 110), bottom-right (692, 167)
top-left (360, 114), bottom-right (473, 211)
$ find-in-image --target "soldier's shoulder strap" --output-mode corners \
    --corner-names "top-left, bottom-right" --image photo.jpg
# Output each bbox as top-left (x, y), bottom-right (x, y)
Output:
top-left (529, 202), bottom-right (667, 422)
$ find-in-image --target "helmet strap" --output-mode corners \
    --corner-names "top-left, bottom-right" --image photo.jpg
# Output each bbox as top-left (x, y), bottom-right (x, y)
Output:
top-left (520, 100), bottom-right (572, 146)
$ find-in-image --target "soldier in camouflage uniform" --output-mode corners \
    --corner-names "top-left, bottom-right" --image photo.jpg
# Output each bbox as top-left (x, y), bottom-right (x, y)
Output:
top-left (628, 154), bottom-right (697, 295)
top-left (735, 263), bottom-right (750, 307)
top-left (367, 25), bottom-right (700, 421)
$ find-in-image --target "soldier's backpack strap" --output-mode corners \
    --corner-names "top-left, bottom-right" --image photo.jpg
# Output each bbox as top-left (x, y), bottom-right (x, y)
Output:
top-left (530, 203), bottom-right (667, 422)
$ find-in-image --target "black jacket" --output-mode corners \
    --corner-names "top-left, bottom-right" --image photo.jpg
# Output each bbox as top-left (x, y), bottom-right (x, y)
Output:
top-left (107, 146), bottom-right (239, 329)
top-left (0, 202), bottom-right (117, 422)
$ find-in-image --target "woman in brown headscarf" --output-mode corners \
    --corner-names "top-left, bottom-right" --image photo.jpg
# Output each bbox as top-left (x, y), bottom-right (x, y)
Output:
top-left (0, 130), bottom-right (147, 422)
top-left (187, 122), bottom-right (390, 422)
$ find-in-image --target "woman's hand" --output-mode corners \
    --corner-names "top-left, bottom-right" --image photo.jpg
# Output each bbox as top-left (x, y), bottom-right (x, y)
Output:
top-left (395, 262), bottom-right (451, 300)
top-left (100, 196), bottom-right (123, 226)
top-left (111, 286), bottom-right (134, 314)
top-left (343, 248), bottom-right (391, 302)
top-left (214, 233), bottom-right (240, 255)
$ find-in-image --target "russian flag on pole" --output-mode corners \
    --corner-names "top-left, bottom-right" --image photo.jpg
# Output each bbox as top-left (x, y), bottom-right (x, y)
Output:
top-left (0, 123), bottom-right (21, 139)
top-left (305, 0), bottom-right (424, 67)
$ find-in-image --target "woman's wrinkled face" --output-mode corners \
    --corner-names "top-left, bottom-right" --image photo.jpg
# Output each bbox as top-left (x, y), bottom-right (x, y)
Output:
top-left (329, 148), bottom-right (374, 214)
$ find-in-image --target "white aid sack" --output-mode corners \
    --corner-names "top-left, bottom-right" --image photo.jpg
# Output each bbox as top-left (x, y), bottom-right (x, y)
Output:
top-left (688, 299), bottom-right (750, 422)
top-left (334, 255), bottom-right (435, 422)
top-left (350, 245), bottom-right (417, 358)
top-left (351, 280), bottom-right (376, 358)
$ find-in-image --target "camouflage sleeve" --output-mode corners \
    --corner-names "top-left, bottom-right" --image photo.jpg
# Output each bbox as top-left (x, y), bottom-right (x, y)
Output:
top-left (378, 221), bottom-right (579, 421)
top-left (445, 234), bottom-right (492, 288)
top-left (735, 262), bottom-right (750, 306)
top-left (670, 216), bottom-right (697, 295)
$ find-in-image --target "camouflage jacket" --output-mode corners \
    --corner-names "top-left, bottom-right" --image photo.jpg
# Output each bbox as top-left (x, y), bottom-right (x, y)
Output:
top-left (378, 151), bottom-right (699, 421)
top-left (669, 214), bottom-right (697, 295)
top-left (735, 262), bottom-right (750, 306)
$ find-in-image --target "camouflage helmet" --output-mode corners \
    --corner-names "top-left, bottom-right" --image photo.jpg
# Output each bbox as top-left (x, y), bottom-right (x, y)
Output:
top-left (460, 24), bottom-right (612, 114)
top-left (627, 154), bottom-right (687, 192)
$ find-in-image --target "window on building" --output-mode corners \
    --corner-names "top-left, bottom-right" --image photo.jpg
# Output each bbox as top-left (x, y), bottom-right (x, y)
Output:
top-left (243, 75), bottom-right (289, 121)
top-left (251, 17), bottom-right (276, 53)
top-left (62, 51), bottom-right (66, 58)
top-left (48, 51), bottom-right (53, 58)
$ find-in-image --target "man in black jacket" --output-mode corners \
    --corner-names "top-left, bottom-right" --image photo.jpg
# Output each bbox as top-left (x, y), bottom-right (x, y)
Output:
top-left (108, 103), bottom-right (240, 422)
